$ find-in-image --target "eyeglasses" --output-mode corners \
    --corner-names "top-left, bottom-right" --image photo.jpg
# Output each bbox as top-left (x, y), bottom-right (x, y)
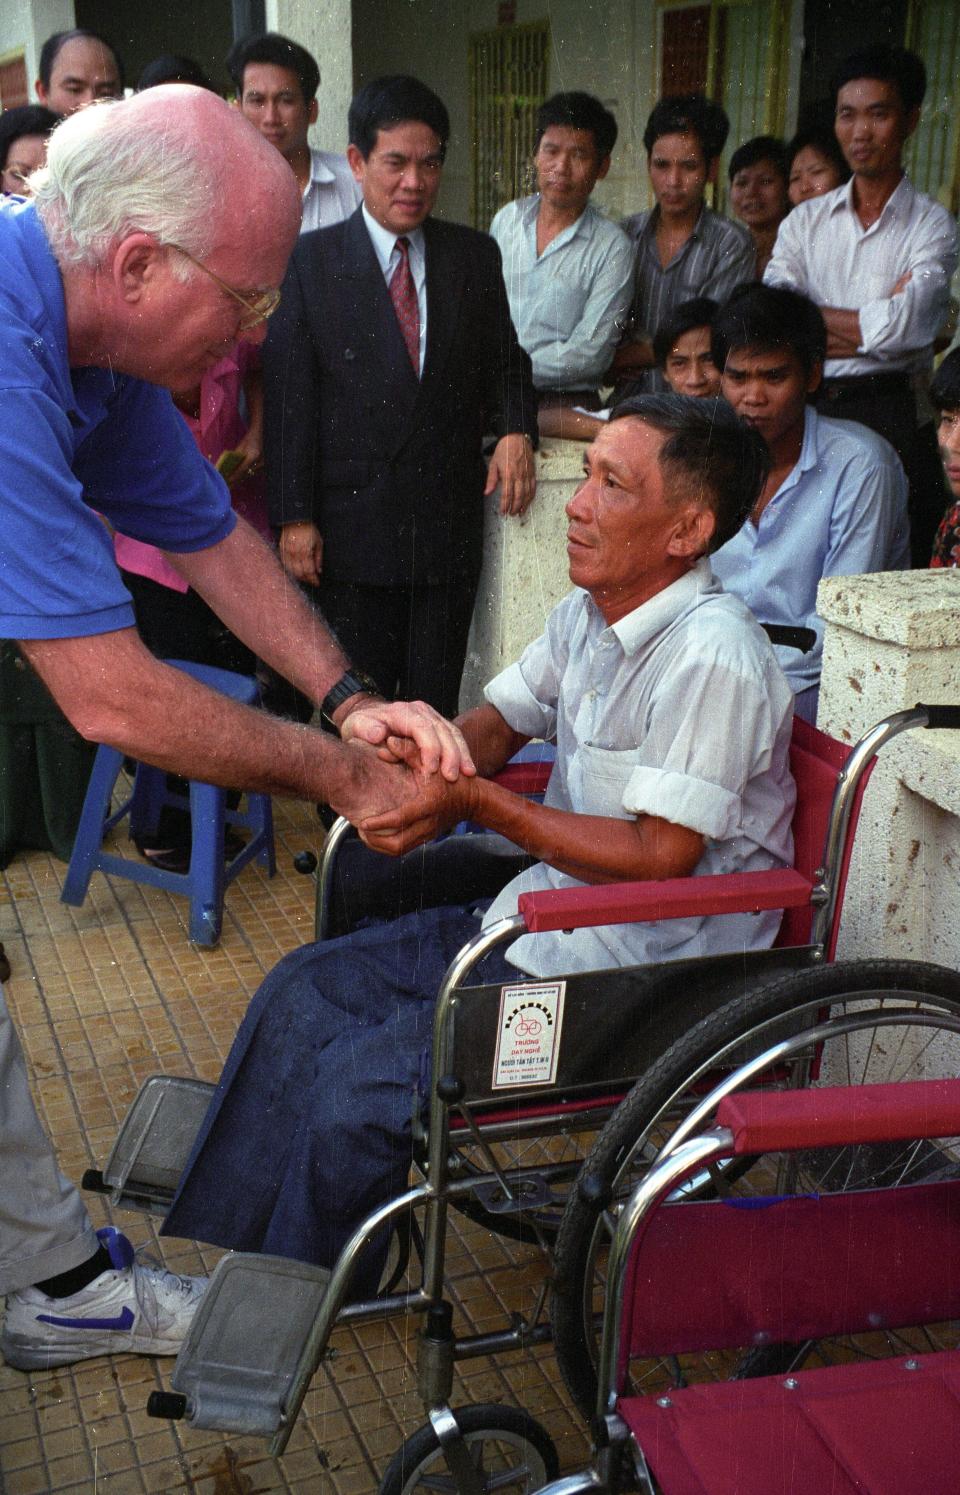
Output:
top-left (167, 244), bottom-right (281, 332)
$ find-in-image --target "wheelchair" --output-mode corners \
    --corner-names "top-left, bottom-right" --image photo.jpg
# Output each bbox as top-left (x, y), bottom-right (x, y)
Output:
top-left (529, 1007), bottom-right (960, 1494)
top-left (82, 700), bottom-right (960, 1491)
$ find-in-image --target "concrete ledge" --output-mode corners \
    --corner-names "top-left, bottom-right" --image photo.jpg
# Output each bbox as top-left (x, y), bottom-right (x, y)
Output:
top-left (819, 570), bottom-right (960, 649)
top-left (460, 439), bottom-right (584, 709)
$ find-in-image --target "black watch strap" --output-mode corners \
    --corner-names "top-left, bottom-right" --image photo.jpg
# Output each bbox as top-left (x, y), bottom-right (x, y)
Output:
top-left (320, 669), bottom-right (380, 727)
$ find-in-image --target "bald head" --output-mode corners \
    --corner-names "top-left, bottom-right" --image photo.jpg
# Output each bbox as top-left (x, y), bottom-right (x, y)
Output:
top-left (34, 84), bottom-right (300, 271)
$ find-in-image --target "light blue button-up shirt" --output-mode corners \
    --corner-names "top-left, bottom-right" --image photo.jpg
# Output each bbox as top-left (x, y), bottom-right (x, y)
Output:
top-left (491, 195), bottom-right (635, 392)
top-left (711, 406), bottom-right (909, 701)
top-left (480, 560), bottom-right (795, 977)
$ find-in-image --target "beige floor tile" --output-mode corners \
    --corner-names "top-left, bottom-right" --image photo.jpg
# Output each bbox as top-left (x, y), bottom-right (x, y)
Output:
top-left (0, 808), bottom-right (590, 1492)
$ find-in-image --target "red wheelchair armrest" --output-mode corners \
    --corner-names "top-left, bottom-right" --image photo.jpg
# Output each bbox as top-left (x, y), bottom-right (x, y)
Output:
top-left (717, 1077), bottom-right (960, 1153)
top-left (516, 868), bottom-right (813, 932)
top-left (491, 762), bottom-right (553, 796)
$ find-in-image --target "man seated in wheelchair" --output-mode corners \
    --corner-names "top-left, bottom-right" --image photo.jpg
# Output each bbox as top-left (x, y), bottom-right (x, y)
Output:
top-left (163, 394), bottom-right (796, 1291)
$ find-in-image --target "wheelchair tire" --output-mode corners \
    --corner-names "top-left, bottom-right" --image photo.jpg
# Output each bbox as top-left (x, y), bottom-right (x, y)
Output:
top-left (378, 1403), bottom-right (559, 1495)
top-left (550, 957), bottom-right (960, 1418)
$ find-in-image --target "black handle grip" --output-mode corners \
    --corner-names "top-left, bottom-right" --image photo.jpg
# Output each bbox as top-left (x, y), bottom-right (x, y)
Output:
top-left (917, 703), bottom-right (960, 730)
top-left (147, 1390), bottom-right (187, 1420)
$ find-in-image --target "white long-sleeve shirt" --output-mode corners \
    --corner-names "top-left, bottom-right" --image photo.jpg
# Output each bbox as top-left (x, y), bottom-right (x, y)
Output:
top-left (764, 175), bottom-right (958, 378)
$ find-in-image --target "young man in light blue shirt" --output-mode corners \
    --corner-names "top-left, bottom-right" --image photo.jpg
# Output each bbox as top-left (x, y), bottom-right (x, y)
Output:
top-left (491, 92), bottom-right (635, 407)
top-left (711, 282), bottom-right (909, 722)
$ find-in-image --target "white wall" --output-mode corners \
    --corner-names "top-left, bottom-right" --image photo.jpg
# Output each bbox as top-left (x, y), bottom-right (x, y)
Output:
top-left (266, 0), bottom-right (353, 153)
top-left (0, 0), bottom-right (76, 100)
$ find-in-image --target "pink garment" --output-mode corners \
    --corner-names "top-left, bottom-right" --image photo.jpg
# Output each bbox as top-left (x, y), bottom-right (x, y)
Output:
top-left (114, 342), bottom-right (269, 593)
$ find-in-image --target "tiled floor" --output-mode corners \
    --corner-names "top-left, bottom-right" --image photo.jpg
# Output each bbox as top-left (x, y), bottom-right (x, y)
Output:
top-left (0, 800), bottom-right (588, 1494)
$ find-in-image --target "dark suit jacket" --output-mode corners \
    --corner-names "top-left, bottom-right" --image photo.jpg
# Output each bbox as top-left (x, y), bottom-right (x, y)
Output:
top-left (263, 207), bottom-right (537, 586)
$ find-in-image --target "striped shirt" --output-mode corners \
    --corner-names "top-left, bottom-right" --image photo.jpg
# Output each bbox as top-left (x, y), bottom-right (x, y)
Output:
top-left (621, 205), bottom-right (754, 390)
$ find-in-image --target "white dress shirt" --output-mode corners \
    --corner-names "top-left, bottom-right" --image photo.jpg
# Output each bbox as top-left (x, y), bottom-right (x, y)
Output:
top-left (481, 560), bottom-right (795, 977)
top-left (300, 149), bottom-right (362, 234)
top-left (764, 175), bottom-right (958, 378)
top-left (362, 204), bottom-right (427, 375)
top-left (490, 195), bottom-right (635, 391)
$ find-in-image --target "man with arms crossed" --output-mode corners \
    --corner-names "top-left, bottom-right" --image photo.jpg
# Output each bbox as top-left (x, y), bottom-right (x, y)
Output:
top-left (0, 87), bottom-right (467, 1373)
top-left (165, 397), bottom-right (795, 1293)
top-left (765, 45), bottom-right (958, 563)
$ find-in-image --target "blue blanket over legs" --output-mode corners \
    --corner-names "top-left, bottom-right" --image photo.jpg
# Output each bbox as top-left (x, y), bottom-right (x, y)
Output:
top-left (162, 901), bottom-right (514, 1296)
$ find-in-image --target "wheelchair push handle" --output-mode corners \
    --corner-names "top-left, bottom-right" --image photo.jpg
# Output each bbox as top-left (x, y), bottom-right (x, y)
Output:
top-left (916, 703), bottom-right (960, 730)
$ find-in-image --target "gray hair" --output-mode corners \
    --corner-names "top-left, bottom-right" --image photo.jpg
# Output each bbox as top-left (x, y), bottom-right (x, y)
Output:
top-left (33, 98), bottom-right (219, 271)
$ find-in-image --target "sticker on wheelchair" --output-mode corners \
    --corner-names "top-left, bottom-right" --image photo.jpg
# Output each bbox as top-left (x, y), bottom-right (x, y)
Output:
top-left (492, 980), bottom-right (566, 1088)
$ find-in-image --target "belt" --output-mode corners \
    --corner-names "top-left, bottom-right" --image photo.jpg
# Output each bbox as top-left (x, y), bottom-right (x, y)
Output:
top-left (820, 371), bottom-right (912, 398)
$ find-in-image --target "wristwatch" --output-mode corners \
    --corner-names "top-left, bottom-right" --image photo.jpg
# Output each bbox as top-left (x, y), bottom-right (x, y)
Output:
top-left (320, 669), bottom-right (381, 727)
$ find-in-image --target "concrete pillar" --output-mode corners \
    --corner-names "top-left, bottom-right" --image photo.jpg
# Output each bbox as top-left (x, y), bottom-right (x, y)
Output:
top-left (459, 440), bottom-right (583, 711)
top-left (817, 569), bottom-right (960, 965)
top-left (0, 0), bottom-right (75, 101)
top-left (265, 0), bottom-right (353, 151)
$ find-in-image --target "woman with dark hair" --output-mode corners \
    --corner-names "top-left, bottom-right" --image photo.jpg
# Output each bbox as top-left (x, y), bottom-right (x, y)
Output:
top-left (786, 124), bottom-right (851, 206)
top-left (728, 135), bottom-right (789, 277)
top-left (0, 105), bottom-right (58, 195)
top-left (136, 54), bottom-right (215, 92)
top-left (928, 348), bottom-right (960, 567)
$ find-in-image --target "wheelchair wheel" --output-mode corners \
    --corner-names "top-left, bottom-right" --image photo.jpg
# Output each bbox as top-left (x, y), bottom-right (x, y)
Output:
top-left (378, 1403), bottom-right (558, 1495)
top-left (550, 958), bottom-right (960, 1418)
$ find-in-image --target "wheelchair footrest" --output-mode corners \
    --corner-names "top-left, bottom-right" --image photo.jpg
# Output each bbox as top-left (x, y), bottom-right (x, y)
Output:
top-left (161, 1253), bottom-right (332, 1437)
top-left (96, 1075), bottom-right (216, 1214)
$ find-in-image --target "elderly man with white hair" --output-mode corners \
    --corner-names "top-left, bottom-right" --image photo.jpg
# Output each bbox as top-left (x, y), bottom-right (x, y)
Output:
top-left (0, 86), bottom-right (471, 1373)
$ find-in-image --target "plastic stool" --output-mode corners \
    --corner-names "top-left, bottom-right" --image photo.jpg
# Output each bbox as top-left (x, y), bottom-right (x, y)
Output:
top-left (61, 660), bottom-right (276, 945)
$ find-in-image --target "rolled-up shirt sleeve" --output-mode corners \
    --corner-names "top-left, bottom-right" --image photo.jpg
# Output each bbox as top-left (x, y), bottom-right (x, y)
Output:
top-left (858, 205), bottom-right (958, 358)
top-left (763, 211), bottom-right (810, 293)
top-left (622, 649), bottom-right (780, 842)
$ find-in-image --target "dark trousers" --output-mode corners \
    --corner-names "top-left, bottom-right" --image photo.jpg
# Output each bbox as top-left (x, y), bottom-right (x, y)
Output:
top-left (316, 575), bottom-right (480, 719)
top-left (164, 835), bottom-right (531, 1294)
top-left (815, 376), bottom-right (946, 567)
top-left (121, 570), bottom-right (257, 678)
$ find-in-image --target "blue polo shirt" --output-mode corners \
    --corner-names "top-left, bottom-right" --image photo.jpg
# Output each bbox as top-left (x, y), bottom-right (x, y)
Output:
top-left (0, 200), bottom-right (236, 640)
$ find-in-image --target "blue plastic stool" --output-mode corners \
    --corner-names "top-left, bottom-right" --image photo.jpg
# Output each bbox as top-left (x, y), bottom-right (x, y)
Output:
top-left (61, 660), bottom-right (276, 945)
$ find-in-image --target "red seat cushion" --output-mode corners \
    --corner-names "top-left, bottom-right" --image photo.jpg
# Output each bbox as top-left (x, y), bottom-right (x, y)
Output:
top-left (620, 1350), bottom-right (960, 1495)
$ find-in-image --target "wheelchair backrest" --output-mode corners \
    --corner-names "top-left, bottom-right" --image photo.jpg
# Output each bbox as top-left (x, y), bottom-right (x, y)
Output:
top-left (777, 715), bottom-right (872, 953)
top-left (625, 1178), bottom-right (960, 1359)
top-left (622, 1076), bottom-right (960, 1362)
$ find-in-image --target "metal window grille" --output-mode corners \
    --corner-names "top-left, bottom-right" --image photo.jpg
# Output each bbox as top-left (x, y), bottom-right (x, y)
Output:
top-left (469, 22), bottom-right (549, 230)
top-left (0, 52), bottom-right (28, 109)
top-left (906, 0), bottom-right (960, 212)
top-left (657, 0), bottom-right (791, 210)
top-left (662, 6), bottom-right (712, 95)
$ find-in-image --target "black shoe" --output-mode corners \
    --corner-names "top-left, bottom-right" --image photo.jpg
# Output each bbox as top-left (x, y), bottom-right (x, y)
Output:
top-left (0, 943), bottom-right (10, 983)
top-left (134, 831), bottom-right (246, 874)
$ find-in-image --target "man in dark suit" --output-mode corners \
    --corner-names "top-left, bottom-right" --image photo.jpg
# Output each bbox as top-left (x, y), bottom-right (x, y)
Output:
top-left (264, 75), bottom-right (538, 717)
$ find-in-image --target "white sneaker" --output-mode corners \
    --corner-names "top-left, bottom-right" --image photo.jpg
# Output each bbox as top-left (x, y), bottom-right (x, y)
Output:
top-left (1, 1227), bottom-right (206, 1371)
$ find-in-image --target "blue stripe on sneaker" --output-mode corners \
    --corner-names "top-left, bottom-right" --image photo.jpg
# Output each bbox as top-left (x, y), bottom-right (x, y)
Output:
top-left (36, 1306), bottom-right (135, 1331)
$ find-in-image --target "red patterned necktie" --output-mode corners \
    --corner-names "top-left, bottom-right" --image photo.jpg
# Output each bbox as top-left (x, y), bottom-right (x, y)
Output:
top-left (389, 236), bottom-right (420, 375)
